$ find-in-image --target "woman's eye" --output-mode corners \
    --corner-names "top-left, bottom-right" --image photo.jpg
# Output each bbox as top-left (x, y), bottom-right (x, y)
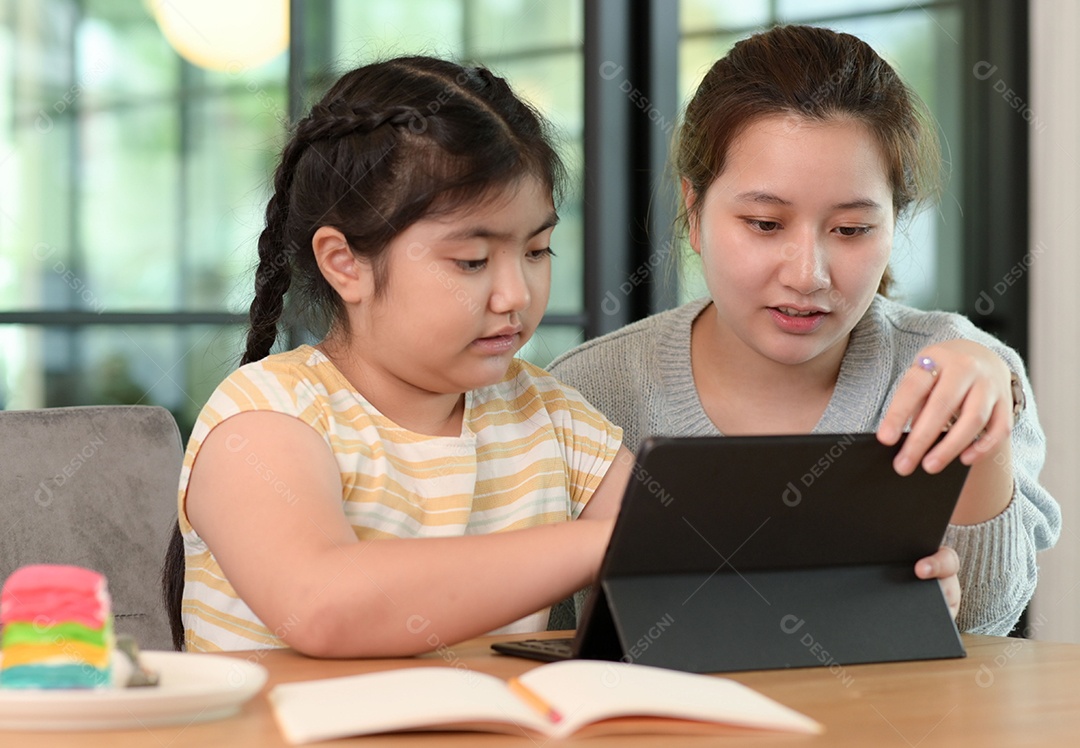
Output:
top-left (746, 219), bottom-right (780, 233)
top-left (835, 226), bottom-right (871, 237)
top-left (527, 247), bottom-right (555, 261)
top-left (455, 259), bottom-right (487, 271)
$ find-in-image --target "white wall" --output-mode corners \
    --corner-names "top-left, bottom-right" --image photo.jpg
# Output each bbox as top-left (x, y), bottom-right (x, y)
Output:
top-left (1029, 0), bottom-right (1080, 642)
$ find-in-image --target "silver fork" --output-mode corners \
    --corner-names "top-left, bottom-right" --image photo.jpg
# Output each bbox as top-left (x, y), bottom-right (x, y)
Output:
top-left (116, 634), bottom-right (160, 688)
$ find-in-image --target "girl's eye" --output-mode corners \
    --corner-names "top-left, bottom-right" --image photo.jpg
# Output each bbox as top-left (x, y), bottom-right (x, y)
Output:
top-left (746, 219), bottom-right (781, 233)
top-left (835, 226), bottom-right (871, 237)
top-left (455, 259), bottom-right (487, 271)
top-left (527, 247), bottom-right (555, 261)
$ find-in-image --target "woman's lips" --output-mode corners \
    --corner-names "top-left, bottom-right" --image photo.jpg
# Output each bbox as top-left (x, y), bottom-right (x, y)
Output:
top-left (768, 306), bottom-right (828, 333)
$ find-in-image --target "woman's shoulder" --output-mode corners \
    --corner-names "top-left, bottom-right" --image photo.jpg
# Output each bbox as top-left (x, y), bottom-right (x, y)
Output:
top-left (868, 296), bottom-right (1023, 367)
top-left (549, 298), bottom-right (708, 374)
top-left (873, 296), bottom-right (1004, 345)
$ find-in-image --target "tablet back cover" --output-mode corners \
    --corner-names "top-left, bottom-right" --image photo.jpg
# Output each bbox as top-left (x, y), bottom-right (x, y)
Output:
top-left (588, 434), bottom-right (967, 672)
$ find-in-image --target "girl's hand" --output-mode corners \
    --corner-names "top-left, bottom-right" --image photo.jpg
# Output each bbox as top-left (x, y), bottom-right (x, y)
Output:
top-left (916, 546), bottom-right (961, 621)
top-left (877, 339), bottom-right (1013, 476)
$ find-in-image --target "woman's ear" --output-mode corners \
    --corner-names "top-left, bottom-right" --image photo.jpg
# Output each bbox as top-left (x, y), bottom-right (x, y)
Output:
top-left (312, 226), bottom-right (374, 303)
top-left (682, 178), bottom-right (702, 256)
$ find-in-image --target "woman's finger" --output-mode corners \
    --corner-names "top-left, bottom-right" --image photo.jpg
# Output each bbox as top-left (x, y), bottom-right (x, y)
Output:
top-left (878, 356), bottom-right (939, 447)
top-left (892, 357), bottom-right (972, 475)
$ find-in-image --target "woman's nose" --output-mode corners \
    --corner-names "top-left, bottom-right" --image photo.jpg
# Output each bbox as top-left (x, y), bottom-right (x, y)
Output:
top-left (777, 236), bottom-right (829, 295)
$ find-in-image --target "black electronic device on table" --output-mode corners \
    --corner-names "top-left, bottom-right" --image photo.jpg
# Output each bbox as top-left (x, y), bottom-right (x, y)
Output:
top-left (492, 433), bottom-right (969, 673)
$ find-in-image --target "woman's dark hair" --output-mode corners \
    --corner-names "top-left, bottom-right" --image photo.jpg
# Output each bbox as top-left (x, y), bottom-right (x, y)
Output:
top-left (162, 55), bottom-right (565, 651)
top-left (675, 24), bottom-right (942, 296)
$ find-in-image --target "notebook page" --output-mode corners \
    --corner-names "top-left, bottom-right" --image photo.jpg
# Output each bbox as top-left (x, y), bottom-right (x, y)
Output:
top-left (518, 660), bottom-right (823, 739)
top-left (270, 667), bottom-right (550, 744)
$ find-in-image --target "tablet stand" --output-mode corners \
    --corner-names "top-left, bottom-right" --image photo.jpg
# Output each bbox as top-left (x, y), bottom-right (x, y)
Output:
top-left (576, 434), bottom-right (969, 673)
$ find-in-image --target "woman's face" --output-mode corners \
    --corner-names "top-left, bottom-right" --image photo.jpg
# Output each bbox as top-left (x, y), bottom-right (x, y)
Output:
top-left (688, 114), bottom-right (894, 368)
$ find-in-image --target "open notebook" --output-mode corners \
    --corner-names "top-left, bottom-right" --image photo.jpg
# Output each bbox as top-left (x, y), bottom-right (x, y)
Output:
top-left (493, 433), bottom-right (969, 673)
top-left (269, 659), bottom-right (822, 743)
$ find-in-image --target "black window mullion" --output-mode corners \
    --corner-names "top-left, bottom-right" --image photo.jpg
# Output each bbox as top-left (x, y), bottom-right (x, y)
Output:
top-left (67, 0), bottom-right (85, 404)
top-left (961, 0), bottom-right (1030, 359)
top-left (583, 0), bottom-right (680, 336)
top-left (637, 0), bottom-right (680, 316)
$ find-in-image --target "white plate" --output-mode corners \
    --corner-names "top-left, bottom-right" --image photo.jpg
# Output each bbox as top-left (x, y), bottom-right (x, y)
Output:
top-left (0, 651), bottom-right (267, 730)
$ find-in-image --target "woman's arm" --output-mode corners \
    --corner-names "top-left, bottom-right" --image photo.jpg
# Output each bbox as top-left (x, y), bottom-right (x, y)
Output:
top-left (185, 411), bottom-right (631, 658)
top-left (877, 338), bottom-right (1015, 523)
top-left (878, 338), bottom-right (1061, 634)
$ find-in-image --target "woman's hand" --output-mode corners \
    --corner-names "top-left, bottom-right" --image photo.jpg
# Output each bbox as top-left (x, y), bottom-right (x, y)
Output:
top-left (877, 339), bottom-right (1013, 476)
top-left (917, 546), bottom-right (961, 620)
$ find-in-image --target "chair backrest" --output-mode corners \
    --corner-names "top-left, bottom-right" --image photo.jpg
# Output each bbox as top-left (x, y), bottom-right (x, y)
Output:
top-left (0, 405), bottom-right (182, 651)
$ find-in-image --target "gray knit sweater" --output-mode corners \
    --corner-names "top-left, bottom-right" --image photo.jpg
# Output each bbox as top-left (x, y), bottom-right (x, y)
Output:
top-left (550, 296), bottom-right (1061, 636)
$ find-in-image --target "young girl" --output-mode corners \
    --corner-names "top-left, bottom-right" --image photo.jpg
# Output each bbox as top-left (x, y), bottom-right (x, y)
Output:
top-left (551, 25), bottom-right (1060, 635)
top-left (162, 56), bottom-right (635, 656)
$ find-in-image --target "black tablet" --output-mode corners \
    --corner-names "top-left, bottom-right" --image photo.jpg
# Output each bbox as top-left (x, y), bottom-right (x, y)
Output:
top-left (493, 433), bottom-right (969, 673)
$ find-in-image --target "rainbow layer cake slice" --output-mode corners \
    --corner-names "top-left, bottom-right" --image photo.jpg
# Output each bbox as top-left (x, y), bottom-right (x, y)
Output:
top-left (0, 564), bottom-right (113, 689)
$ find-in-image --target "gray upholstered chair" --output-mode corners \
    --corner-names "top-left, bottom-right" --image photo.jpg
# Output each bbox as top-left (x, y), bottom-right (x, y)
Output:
top-left (0, 405), bottom-right (182, 651)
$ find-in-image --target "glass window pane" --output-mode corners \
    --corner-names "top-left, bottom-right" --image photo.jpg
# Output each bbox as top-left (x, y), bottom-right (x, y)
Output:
top-left (2, 2), bottom-right (77, 313)
top-left (547, 138), bottom-right (584, 316)
top-left (680, 0), bottom-right (769, 33)
top-left (331, 0), bottom-right (463, 63)
top-left (777, 0), bottom-right (922, 23)
top-left (679, 34), bottom-right (736, 106)
top-left (199, 49), bottom-right (288, 91)
top-left (495, 53), bottom-right (582, 136)
top-left (79, 0), bottom-right (179, 110)
top-left (80, 104), bottom-right (180, 311)
top-left (7, 0), bottom-right (78, 106)
top-left (185, 89), bottom-right (285, 312)
top-left (676, 237), bottom-right (709, 306)
top-left (179, 325), bottom-right (247, 437)
top-left (2, 113), bottom-right (75, 311)
top-left (521, 325), bottom-right (583, 369)
top-left (0, 324), bottom-right (244, 438)
top-left (467, 0), bottom-right (582, 57)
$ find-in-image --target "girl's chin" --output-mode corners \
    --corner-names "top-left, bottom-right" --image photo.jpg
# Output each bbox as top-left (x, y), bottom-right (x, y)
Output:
top-left (452, 360), bottom-right (521, 391)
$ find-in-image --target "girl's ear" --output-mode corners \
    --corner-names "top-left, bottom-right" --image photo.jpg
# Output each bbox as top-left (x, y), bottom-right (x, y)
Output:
top-left (682, 178), bottom-right (702, 256)
top-left (312, 226), bottom-right (374, 303)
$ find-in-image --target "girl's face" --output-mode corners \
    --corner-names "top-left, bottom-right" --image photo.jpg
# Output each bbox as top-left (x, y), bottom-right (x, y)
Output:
top-left (360, 176), bottom-right (555, 396)
top-left (689, 114), bottom-right (894, 369)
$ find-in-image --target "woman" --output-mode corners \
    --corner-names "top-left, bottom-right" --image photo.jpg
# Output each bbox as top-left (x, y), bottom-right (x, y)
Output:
top-left (551, 25), bottom-right (1059, 635)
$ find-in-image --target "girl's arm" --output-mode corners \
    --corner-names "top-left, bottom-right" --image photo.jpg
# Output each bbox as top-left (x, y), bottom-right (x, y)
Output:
top-left (185, 411), bottom-right (633, 658)
top-left (578, 445), bottom-right (637, 520)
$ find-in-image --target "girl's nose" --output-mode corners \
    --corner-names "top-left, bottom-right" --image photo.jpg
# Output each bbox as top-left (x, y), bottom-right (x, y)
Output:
top-left (489, 260), bottom-right (531, 314)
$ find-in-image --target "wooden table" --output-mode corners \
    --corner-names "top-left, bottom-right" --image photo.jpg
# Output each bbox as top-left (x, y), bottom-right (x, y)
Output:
top-left (5, 632), bottom-right (1080, 746)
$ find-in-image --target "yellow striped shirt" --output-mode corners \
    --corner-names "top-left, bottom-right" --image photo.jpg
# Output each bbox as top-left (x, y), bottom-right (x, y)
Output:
top-left (178, 346), bottom-right (622, 651)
